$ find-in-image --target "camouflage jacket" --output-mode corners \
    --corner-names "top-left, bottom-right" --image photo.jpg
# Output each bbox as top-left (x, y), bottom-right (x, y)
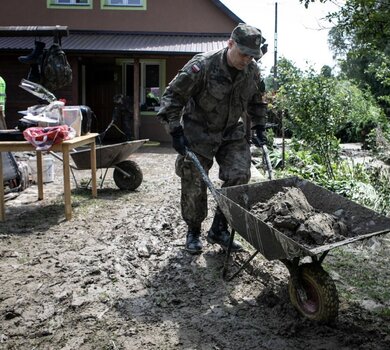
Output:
top-left (157, 47), bottom-right (267, 159)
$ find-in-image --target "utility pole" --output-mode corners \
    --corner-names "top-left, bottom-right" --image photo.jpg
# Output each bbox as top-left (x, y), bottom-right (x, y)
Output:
top-left (273, 1), bottom-right (278, 91)
top-left (274, 1), bottom-right (285, 168)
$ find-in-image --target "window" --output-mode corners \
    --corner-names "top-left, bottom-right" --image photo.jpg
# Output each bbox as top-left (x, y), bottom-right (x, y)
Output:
top-left (56, 0), bottom-right (88, 4)
top-left (48, 0), bottom-right (92, 8)
top-left (117, 59), bottom-right (165, 113)
top-left (142, 63), bottom-right (161, 111)
top-left (109, 0), bottom-right (142, 5)
top-left (101, 0), bottom-right (147, 10)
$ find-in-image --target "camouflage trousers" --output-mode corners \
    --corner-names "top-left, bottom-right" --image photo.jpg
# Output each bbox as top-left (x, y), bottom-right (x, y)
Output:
top-left (175, 138), bottom-right (251, 229)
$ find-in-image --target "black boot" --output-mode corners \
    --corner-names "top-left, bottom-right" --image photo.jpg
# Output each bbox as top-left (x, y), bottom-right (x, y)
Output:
top-left (186, 227), bottom-right (203, 254)
top-left (18, 41), bottom-right (46, 64)
top-left (207, 208), bottom-right (243, 252)
top-left (26, 64), bottom-right (41, 83)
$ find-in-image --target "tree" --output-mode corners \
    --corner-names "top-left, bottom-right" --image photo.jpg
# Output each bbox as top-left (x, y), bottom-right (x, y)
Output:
top-left (275, 58), bottom-right (386, 177)
top-left (301, 0), bottom-right (390, 115)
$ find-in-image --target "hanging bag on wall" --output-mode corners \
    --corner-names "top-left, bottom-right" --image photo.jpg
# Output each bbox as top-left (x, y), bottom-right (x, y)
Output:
top-left (40, 37), bottom-right (72, 92)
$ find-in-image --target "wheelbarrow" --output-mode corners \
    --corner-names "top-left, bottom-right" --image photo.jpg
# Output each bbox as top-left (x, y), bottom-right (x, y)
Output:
top-left (186, 151), bottom-right (390, 322)
top-left (51, 139), bottom-right (148, 190)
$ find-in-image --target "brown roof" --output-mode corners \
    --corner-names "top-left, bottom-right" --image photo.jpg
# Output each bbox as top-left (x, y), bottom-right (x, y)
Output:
top-left (0, 31), bottom-right (230, 55)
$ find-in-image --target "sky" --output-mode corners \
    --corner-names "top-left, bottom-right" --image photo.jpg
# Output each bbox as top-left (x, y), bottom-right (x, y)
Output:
top-left (220, 0), bottom-right (342, 74)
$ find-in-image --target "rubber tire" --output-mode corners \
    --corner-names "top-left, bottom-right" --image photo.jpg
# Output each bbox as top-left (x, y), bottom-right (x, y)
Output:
top-left (288, 263), bottom-right (339, 322)
top-left (113, 160), bottom-right (143, 190)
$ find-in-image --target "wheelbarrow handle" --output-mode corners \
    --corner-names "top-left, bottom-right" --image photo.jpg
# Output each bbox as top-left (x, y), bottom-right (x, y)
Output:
top-left (185, 149), bottom-right (221, 203)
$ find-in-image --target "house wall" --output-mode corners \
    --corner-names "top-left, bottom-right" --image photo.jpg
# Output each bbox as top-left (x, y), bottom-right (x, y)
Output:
top-left (0, 53), bottom-right (195, 142)
top-left (0, 0), bottom-right (237, 142)
top-left (0, 0), bottom-right (237, 34)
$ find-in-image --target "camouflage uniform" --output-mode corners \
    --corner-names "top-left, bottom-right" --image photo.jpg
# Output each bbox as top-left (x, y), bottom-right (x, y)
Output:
top-left (158, 47), bottom-right (267, 228)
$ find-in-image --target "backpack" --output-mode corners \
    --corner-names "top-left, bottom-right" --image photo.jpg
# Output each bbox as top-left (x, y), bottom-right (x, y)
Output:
top-left (40, 43), bottom-right (72, 92)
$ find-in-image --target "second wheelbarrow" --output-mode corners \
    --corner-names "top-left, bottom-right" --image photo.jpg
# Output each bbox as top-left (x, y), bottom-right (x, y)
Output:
top-left (52, 139), bottom-right (148, 190)
top-left (186, 150), bottom-right (390, 323)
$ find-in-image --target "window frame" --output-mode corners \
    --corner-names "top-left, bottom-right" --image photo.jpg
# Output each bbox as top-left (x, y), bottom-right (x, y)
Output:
top-left (101, 0), bottom-right (147, 11)
top-left (48, 0), bottom-right (92, 9)
top-left (116, 58), bottom-right (166, 114)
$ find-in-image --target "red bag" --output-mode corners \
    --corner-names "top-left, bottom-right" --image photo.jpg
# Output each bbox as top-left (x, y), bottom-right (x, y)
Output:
top-left (23, 125), bottom-right (74, 151)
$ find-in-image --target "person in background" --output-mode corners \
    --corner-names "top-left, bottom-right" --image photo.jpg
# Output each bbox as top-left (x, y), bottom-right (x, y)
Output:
top-left (146, 88), bottom-right (160, 109)
top-left (157, 23), bottom-right (268, 254)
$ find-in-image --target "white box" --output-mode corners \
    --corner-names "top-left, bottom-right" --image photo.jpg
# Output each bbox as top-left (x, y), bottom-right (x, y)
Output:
top-left (62, 106), bottom-right (82, 137)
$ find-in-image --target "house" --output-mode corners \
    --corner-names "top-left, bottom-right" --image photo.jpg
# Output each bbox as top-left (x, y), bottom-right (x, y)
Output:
top-left (0, 0), bottom-right (244, 142)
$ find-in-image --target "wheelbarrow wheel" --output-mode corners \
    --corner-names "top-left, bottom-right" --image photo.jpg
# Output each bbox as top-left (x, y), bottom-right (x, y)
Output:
top-left (288, 263), bottom-right (339, 323)
top-left (113, 160), bottom-right (143, 190)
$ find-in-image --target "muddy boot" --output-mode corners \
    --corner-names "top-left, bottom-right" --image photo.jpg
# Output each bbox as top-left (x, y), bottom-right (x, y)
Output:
top-left (207, 209), bottom-right (242, 252)
top-left (185, 227), bottom-right (203, 254)
top-left (18, 41), bottom-right (46, 64)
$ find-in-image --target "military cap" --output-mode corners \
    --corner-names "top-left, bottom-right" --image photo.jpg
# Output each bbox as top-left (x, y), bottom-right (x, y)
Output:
top-left (231, 23), bottom-right (263, 59)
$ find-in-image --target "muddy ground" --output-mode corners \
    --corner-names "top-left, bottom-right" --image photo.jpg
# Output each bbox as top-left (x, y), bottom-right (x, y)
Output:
top-left (0, 144), bottom-right (389, 350)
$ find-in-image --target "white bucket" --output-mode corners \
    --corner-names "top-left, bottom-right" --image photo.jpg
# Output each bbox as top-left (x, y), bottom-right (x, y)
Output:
top-left (28, 155), bottom-right (55, 183)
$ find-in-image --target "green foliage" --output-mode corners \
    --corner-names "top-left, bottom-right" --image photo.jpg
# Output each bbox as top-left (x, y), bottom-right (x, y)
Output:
top-left (274, 57), bottom-right (387, 153)
top-left (366, 126), bottom-right (390, 161)
top-left (275, 59), bottom-right (351, 177)
top-left (365, 167), bottom-right (390, 215)
top-left (272, 143), bottom-right (390, 217)
top-left (299, 0), bottom-right (328, 9)
top-left (335, 82), bottom-right (388, 143)
top-left (326, 0), bottom-right (390, 113)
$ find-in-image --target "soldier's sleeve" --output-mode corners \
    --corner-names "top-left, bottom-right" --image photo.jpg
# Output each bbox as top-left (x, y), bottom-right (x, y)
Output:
top-left (157, 57), bottom-right (204, 133)
top-left (247, 66), bottom-right (267, 128)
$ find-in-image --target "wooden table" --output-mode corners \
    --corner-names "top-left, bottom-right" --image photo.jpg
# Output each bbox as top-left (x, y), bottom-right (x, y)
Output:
top-left (0, 133), bottom-right (98, 221)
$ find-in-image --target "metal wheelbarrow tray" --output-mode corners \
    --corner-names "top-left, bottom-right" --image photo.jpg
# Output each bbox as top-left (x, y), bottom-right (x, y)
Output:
top-left (218, 176), bottom-right (390, 322)
top-left (69, 139), bottom-right (148, 190)
top-left (188, 148), bottom-right (389, 322)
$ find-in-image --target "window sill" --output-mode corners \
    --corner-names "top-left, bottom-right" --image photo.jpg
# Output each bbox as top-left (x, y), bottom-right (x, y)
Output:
top-left (49, 5), bottom-right (92, 9)
top-left (101, 5), bottom-right (146, 10)
top-left (141, 111), bottom-right (158, 116)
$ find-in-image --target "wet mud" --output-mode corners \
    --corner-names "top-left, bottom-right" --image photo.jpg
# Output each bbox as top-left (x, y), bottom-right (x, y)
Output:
top-left (250, 186), bottom-right (348, 247)
top-left (0, 145), bottom-right (389, 349)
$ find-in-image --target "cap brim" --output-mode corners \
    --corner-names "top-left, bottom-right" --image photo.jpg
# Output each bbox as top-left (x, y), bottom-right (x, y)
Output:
top-left (236, 43), bottom-right (261, 59)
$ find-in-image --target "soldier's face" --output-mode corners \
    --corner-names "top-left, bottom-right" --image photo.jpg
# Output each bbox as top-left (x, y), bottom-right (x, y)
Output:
top-left (227, 39), bottom-right (254, 70)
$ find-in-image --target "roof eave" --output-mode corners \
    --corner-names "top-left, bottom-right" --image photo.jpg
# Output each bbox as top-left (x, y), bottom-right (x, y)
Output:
top-left (210, 0), bottom-right (245, 24)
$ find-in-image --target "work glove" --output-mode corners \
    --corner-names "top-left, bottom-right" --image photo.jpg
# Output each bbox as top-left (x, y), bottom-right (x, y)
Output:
top-left (170, 126), bottom-right (189, 156)
top-left (252, 125), bottom-right (267, 147)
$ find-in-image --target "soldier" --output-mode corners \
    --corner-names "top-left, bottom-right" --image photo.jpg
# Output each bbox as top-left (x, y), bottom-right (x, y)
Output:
top-left (157, 23), bottom-right (268, 254)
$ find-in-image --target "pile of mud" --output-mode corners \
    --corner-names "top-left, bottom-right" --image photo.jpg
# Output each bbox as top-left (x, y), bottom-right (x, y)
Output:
top-left (250, 186), bottom-right (349, 247)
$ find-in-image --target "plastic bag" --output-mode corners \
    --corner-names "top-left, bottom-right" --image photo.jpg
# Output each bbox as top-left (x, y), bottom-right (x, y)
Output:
top-left (23, 125), bottom-right (75, 151)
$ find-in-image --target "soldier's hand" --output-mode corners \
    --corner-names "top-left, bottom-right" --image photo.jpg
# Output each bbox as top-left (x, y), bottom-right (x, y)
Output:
top-left (170, 126), bottom-right (189, 156)
top-left (252, 125), bottom-right (267, 146)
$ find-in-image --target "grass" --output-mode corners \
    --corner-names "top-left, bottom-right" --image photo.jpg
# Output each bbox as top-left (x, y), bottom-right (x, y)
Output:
top-left (323, 240), bottom-right (390, 316)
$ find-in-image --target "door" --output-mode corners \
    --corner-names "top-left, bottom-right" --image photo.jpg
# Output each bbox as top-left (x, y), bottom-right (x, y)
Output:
top-left (84, 63), bottom-right (122, 137)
